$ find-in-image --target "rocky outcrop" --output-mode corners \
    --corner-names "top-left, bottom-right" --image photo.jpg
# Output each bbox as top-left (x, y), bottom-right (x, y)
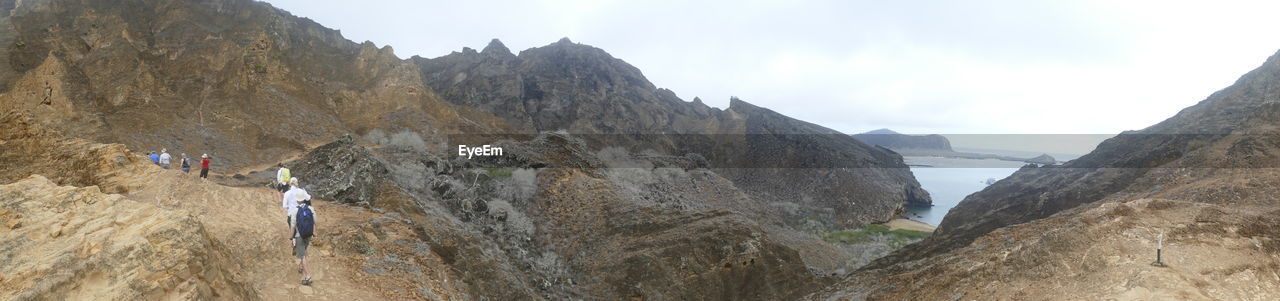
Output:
top-left (287, 135), bottom-right (398, 207)
top-left (415, 41), bottom-right (930, 226)
top-left (0, 175), bottom-right (255, 300)
top-left (852, 129), bottom-right (953, 151)
top-left (0, 111), bottom-right (143, 193)
top-left (1023, 153), bottom-right (1056, 164)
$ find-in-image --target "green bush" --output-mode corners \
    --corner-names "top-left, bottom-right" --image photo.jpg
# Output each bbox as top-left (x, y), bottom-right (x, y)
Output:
top-left (482, 167), bottom-right (512, 178)
top-left (14, 41), bottom-right (25, 47)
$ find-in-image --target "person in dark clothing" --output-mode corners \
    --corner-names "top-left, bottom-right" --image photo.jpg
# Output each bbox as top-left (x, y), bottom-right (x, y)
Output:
top-left (180, 153), bottom-right (191, 174)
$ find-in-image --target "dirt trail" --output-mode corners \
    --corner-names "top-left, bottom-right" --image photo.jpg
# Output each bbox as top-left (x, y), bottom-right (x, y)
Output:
top-left (123, 167), bottom-right (394, 300)
top-left (1, 110), bottom-right (465, 299)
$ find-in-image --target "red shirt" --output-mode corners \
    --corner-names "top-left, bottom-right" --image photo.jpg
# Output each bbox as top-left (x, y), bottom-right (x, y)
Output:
top-left (201, 158), bottom-right (211, 169)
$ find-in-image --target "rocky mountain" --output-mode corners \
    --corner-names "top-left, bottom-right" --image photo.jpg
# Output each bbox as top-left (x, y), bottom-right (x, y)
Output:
top-left (0, 0), bottom-right (511, 171)
top-left (812, 48), bottom-right (1280, 299)
top-left (414, 39), bottom-right (931, 225)
top-left (0, 0), bottom-right (931, 299)
top-left (852, 129), bottom-right (953, 151)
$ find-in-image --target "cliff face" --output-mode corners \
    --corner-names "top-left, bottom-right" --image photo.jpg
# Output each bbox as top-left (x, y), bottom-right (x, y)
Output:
top-left (814, 49), bottom-right (1280, 299)
top-left (0, 0), bottom-right (510, 170)
top-left (415, 40), bottom-right (931, 225)
top-left (852, 129), bottom-right (953, 151)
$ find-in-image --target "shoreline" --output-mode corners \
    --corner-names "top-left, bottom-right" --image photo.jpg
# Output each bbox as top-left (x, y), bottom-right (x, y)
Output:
top-left (884, 218), bottom-right (937, 233)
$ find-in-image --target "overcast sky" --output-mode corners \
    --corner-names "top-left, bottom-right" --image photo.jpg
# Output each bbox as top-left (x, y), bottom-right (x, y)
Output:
top-left (265, 0), bottom-right (1280, 145)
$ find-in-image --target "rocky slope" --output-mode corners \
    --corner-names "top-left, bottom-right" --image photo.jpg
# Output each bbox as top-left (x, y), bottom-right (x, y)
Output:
top-left (0, 175), bottom-right (256, 300)
top-left (0, 0), bottom-right (510, 171)
top-left (414, 40), bottom-right (931, 225)
top-left (813, 49), bottom-right (1280, 299)
top-left (1, 110), bottom-right (484, 300)
top-left (812, 198), bottom-right (1280, 300)
top-left (272, 131), bottom-right (828, 299)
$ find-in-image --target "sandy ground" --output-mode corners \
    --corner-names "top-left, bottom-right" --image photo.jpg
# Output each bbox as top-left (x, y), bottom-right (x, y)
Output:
top-left (884, 218), bottom-right (936, 232)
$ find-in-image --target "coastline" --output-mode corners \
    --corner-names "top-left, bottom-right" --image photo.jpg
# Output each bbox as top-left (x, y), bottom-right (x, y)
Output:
top-left (884, 218), bottom-right (936, 233)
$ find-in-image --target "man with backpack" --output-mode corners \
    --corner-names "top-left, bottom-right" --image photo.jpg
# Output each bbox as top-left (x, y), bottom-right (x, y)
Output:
top-left (180, 153), bottom-right (191, 174)
top-left (281, 177), bottom-right (315, 285)
top-left (290, 198), bottom-right (317, 286)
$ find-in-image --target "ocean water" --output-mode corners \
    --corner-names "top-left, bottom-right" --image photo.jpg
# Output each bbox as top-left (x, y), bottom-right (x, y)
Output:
top-left (903, 157), bottom-right (1026, 226)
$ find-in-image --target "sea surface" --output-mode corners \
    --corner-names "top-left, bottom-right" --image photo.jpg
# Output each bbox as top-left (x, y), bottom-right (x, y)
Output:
top-left (903, 157), bottom-right (1028, 226)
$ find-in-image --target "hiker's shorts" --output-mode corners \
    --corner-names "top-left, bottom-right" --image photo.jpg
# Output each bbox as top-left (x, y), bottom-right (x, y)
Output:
top-left (182, 167), bottom-right (190, 173)
top-left (277, 183), bottom-right (290, 193)
top-left (199, 168), bottom-right (209, 178)
top-left (295, 237), bottom-right (310, 259)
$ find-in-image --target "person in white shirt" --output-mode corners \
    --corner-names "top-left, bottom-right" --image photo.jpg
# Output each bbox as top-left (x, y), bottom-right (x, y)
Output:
top-left (159, 149), bottom-right (172, 169)
top-left (282, 177), bottom-right (311, 229)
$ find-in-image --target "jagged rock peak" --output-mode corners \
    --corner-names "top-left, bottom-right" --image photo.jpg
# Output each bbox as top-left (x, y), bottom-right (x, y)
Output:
top-left (728, 96), bottom-right (759, 110)
top-left (482, 38), bottom-right (511, 55)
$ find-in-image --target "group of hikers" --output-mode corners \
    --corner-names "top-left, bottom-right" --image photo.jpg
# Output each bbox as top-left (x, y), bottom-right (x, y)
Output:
top-left (276, 163), bottom-right (318, 286)
top-left (145, 149), bottom-right (318, 286)
top-left (145, 148), bottom-right (211, 180)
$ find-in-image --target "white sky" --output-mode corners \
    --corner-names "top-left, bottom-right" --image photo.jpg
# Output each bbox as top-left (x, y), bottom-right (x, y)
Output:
top-left (264, 0), bottom-right (1280, 140)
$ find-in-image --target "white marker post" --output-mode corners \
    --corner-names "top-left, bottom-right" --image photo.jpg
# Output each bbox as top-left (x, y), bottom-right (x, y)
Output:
top-left (1153, 232), bottom-right (1165, 267)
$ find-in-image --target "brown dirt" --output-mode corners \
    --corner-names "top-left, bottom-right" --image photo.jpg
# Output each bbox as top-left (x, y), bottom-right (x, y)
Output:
top-left (0, 110), bottom-right (471, 300)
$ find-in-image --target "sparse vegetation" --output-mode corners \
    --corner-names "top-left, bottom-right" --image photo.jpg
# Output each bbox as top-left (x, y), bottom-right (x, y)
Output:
top-left (482, 167), bottom-right (512, 178)
top-left (14, 41), bottom-right (25, 47)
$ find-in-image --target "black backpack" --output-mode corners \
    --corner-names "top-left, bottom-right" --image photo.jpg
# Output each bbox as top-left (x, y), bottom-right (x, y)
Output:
top-left (296, 204), bottom-right (315, 239)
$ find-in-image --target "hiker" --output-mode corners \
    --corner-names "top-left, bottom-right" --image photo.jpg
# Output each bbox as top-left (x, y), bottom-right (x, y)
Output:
top-left (199, 154), bottom-right (211, 180)
top-left (289, 197), bottom-right (317, 286)
top-left (275, 163), bottom-right (291, 201)
top-left (149, 151), bottom-right (160, 165)
top-left (180, 153), bottom-right (191, 174)
top-left (282, 177), bottom-right (315, 285)
top-left (159, 148), bottom-right (172, 169)
top-left (282, 177), bottom-right (311, 230)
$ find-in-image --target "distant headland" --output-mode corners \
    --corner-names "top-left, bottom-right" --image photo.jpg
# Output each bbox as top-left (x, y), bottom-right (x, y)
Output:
top-left (852, 129), bottom-right (1057, 164)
